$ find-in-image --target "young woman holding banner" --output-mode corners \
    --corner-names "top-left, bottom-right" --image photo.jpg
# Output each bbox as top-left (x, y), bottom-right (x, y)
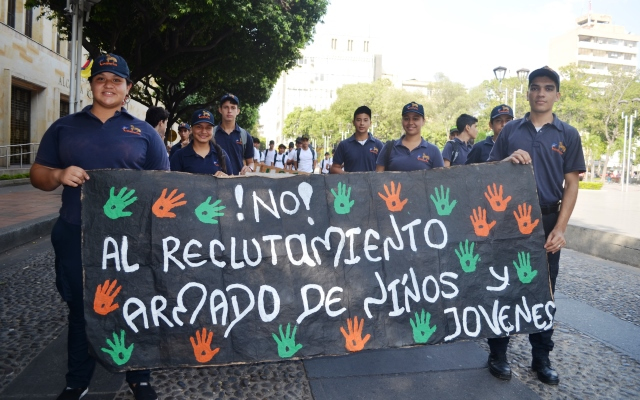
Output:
top-left (30, 53), bottom-right (165, 400)
top-left (375, 102), bottom-right (444, 172)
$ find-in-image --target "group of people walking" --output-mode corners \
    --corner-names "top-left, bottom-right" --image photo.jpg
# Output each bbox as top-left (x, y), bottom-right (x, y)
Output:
top-left (30, 52), bottom-right (585, 400)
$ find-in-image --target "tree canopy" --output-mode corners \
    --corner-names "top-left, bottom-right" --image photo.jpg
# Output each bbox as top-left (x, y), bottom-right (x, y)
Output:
top-left (31, 0), bottom-right (328, 134)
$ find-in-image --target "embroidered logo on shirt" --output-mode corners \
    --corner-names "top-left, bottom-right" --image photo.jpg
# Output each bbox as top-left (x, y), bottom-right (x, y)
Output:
top-left (417, 153), bottom-right (430, 163)
top-left (551, 142), bottom-right (566, 155)
top-left (122, 125), bottom-right (141, 135)
top-left (370, 147), bottom-right (379, 155)
top-left (235, 139), bottom-right (243, 146)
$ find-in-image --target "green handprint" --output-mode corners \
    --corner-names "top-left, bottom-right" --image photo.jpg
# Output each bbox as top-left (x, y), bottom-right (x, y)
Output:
top-left (100, 329), bottom-right (133, 366)
top-left (195, 197), bottom-right (226, 224)
top-left (331, 182), bottom-right (355, 215)
top-left (454, 239), bottom-right (480, 273)
top-left (272, 323), bottom-right (303, 358)
top-left (103, 187), bottom-right (137, 219)
top-left (429, 185), bottom-right (457, 216)
top-left (410, 309), bottom-right (437, 344)
top-left (513, 251), bottom-right (537, 284)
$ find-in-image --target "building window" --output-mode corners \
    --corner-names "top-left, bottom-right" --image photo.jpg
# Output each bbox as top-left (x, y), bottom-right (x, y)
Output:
top-left (347, 40), bottom-right (353, 51)
top-left (60, 99), bottom-right (70, 118)
top-left (7, 0), bottom-right (16, 28)
top-left (10, 86), bottom-right (32, 165)
top-left (56, 32), bottom-right (61, 54)
top-left (331, 38), bottom-right (337, 50)
top-left (364, 41), bottom-right (369, 52)
top-left (25, 8), bottom-right (33, 38)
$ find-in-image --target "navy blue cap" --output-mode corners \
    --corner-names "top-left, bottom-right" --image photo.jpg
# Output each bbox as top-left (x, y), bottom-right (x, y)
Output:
top-left (91, 53), bottom-right (130, 79)
top-left (528, 66), bottom-right (560, 91)
top-left (220, 93), bottom-right (240, 106)
top-left (402, 102), bottom-right (424, 117)
top-left (178, 122), bottom-right (191, 130)
top-left (490, 104), bottom-right (514, 120)
top-left (191, 109), bottom-right (215, 126)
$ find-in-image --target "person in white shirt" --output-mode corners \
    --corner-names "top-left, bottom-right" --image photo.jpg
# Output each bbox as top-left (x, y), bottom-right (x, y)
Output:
top-left (273, 144), bottom-right (288, 169)
top-left (294, 135), bottom-right (316, 173)
top-left (287, 137), bottom-right (302, 170)
top-left (320, 152), bottom-right (332, 174)
top-left (252, 136), bottom-right (263, 164)
top-left (263, 140), bottom-right (277, 167)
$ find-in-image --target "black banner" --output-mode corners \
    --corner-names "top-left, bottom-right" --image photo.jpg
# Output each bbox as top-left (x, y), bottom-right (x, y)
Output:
top-left (82, 163), bottom-right (554, 372)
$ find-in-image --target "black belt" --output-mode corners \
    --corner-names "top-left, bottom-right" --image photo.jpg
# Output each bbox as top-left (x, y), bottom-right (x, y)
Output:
top-left (540, 202), bottom-right (561, 215)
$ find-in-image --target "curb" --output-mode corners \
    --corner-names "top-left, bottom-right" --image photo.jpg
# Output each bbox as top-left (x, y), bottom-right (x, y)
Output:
top-left (0, 178), bottom-right (30, 188)
top-left (0, 214), bottom-right (57, 253)
top-left (566, 224), bottom-right (640, 268)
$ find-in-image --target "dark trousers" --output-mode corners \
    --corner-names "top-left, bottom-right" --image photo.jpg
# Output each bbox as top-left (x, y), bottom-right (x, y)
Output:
top-left (488, 212), bottom-right (560, 360)
top-left (52, 219), bottom-right (150, 388)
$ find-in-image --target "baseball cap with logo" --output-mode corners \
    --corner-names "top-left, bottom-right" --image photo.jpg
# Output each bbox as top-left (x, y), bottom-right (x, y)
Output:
top-left (528, 66), bottom-right (560, 91)
top-left (402, 102), bottom-right (425, 117)
top-left (178, 122), bottom-right (191, 131)
top-left (490, 104), bottom-right (514, 121)
top-left (190, 109), bottom-right (215, 126)
top-left (90, 53), bottom-right (130, 79)
top-left (220, 93), bottom-right (240, 106)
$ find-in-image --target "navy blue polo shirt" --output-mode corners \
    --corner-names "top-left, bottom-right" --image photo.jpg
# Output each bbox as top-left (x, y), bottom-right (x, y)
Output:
top-left (488, 113), bottom-right (586, 206)
top-left (442, 137), bottom-right (473, 165)
top-left (170, 142), bottom-right (228, 174)
top-left (465, 136), bottom-right (495, 164)
top-left (214, 124), bottom-right (254, 175)
top-left (35, 105), bottom-right (169, 226)
top-left (170, 142), bottom-right (189, 158)
top-left (376, 136), bottom-right (444, 171)
top-left (332, 133), bottom-right (384, 172)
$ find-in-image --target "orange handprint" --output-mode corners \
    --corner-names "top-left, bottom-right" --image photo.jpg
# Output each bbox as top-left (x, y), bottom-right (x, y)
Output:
top-left (513, 202), bottom-right (540, 235)
top-left (484, 183), bottom-right (512, 212)
top-left (152, 188), bottom-right (187, 218)
top-left (93, 279), bottom-right (122, 315)
top-left (378, 181), bottom-right (408, 212)
top-left (190, 327), bottom-right (220, 363)
top-left (470, 206), bottom-right (496, 237)
top-left (340, 316), bottom-right (371, 352)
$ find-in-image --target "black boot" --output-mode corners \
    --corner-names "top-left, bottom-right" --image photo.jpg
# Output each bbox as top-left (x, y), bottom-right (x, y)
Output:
top-left (531, 357), bottom-right (559, 385)
top-left (488, 353), bottom-right (512, 380)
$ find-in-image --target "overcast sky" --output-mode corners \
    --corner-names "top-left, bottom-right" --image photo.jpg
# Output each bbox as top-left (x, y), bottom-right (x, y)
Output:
top-left (313, 0), bottom-right (640, 87)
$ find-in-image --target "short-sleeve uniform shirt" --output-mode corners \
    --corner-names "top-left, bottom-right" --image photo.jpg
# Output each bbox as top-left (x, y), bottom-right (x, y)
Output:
top-left (488, 113), bottom-right (586, 205)
top-left (465, 136), bottom-right (496, 164)
top-left (441, 137), bottom-right (473, 166)
top-left (214, 125), bottom-right (254, 175)
top-left (35, 105), bottom-right (169, 225)
top-left (332, 133), bottom-right (384, 172)
top-left (377, 136), bottom-right (444, 171)
top-left (169, 143), bottom-right (229, 175)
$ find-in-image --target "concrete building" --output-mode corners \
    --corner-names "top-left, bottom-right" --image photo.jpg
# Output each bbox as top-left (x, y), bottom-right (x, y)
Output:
top-left (1, 0), bottom-right (147, 172)
top-left (260, 34), bottom-right (382, 143)
top-left (549, 12), bottom-right (640, 76)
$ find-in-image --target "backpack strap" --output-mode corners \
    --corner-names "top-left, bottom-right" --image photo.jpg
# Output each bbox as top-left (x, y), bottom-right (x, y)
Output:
top-left (449, 140), bottom-right (460, 163)
top-left (239, 128), bottom-right (247, 154)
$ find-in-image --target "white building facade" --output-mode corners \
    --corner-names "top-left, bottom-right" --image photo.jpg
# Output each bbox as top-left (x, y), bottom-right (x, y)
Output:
top-left (549, 13), bottom-right (640, 76)
top-left (260, 34), bottom-right (382, 142)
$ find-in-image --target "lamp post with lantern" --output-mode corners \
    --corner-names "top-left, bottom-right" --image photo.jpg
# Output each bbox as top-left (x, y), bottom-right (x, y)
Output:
top-left (493, 67), bottom-right (530, 118)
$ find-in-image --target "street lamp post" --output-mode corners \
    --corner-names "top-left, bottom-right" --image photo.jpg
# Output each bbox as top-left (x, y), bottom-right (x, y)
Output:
top-left (493, 66), bottom-right (507, 103)
top-left (619, 100), bottom-right (629, 191)
top-left (65, 0), bottom-right (102, 113)
top-left (512, 68), bottom-right (530, 117)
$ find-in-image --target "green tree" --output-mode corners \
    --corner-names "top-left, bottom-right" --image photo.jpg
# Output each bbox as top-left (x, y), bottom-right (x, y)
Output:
top-left (30, 0), bottom-right (328, 139)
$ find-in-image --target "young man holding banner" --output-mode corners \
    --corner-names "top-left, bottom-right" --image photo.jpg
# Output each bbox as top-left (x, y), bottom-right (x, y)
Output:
top-left (488, 66), bottom-right (585, 385)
